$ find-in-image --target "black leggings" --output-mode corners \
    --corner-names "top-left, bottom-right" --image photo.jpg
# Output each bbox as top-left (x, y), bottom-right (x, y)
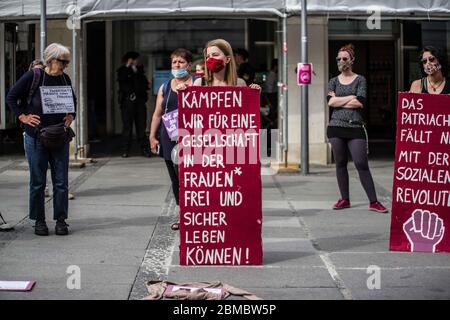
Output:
top-left (329, 138), bottom-right (377, 203)
top-left (165, 160), bottom-right (179, 206)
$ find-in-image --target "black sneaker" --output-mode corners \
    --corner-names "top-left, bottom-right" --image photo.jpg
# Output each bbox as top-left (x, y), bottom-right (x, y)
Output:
top-left (55, 219), bottom-right (69, 236)
top-left (35, 220), bottom-right (49, 236)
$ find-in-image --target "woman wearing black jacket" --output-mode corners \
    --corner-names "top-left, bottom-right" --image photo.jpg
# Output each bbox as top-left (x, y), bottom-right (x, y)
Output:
top-left (7, 43), bottom-right (76, 236)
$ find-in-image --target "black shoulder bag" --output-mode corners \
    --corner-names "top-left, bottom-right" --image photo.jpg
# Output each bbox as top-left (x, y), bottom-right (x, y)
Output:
top-left (38, 123), bottom-right (75, 149)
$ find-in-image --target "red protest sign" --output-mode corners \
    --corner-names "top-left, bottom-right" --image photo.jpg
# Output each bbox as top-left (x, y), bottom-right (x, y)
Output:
top-left (390, 93), bottom-right (450, 253)
top-left (178, 86), bottom-right (263, 265)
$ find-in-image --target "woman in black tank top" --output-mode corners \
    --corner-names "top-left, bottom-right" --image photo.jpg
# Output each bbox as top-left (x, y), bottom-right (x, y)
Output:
top-left (420, 77), bottom-right (450, 95)
top-left (410, 46), bottom-right (449, 95)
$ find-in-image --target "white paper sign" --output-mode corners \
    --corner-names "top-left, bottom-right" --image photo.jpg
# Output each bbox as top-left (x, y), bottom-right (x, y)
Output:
top-left (40, 86), bottom-right (75, 114)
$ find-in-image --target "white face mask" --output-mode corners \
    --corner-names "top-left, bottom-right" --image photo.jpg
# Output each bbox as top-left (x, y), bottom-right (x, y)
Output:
top-left (131, 65), bottom-right (137, 73)
top-left (424, 63), bottom-right (442, 75)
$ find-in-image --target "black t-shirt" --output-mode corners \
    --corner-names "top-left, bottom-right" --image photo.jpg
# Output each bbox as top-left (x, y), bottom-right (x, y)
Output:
top-left (116, 65), bottom-right (149, 103)
top-left (238, 62), bottom-right (255, 86)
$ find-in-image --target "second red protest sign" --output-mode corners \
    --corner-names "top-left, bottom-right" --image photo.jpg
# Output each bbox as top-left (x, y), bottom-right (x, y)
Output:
top-left (390, 93), bottom-right (450, 253)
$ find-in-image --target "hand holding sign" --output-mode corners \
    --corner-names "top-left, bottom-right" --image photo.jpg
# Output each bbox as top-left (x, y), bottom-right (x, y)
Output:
top-left (249, 83), bottom-right (261, 91)
top-left (403, 209), bottom-right (445, 252)
top-left (175, 83), bottom-right (189, 91)
top-left (150, 136), bottom-right (160, 154)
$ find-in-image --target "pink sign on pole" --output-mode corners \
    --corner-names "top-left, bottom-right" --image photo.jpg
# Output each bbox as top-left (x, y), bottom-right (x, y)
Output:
top-left (297, 63), bottom-right (313, 85)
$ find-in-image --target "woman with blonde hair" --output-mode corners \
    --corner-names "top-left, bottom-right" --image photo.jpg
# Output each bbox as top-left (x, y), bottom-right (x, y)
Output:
top-left (175, 39), bottom-right (260, 90)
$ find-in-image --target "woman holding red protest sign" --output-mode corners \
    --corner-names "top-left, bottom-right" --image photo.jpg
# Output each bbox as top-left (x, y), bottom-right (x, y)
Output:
top-left (327, 44), bottom-right (388, 214)
top-left (149, 48), bottom-right (194, 231)
top-left (185, 39), bottom-right (260, 90)
top-left (410, 46), bottom-right (449, 95)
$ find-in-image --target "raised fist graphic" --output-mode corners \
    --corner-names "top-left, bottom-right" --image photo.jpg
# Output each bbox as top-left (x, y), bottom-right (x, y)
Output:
top-left (403, 209), bottom-right (445, 253)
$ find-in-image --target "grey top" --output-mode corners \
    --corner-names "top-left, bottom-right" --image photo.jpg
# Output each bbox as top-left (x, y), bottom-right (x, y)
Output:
top-left (328, 75), bottom-right (366, 128)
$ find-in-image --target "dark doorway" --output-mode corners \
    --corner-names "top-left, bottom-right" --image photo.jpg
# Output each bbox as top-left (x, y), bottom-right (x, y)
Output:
top-left (86, 22), bottom-right (106, 142)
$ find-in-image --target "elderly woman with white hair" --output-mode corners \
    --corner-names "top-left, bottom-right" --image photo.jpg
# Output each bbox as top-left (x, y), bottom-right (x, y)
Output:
top-left (7, 43), bottom-right (77, 236)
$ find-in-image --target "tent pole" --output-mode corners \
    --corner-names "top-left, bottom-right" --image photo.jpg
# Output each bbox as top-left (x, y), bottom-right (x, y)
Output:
top-left (72, 17), bottom-right (78, 161)
top-left (282, 14), bottom-right (288, 168)
top-left (40, 0), bottom-right (46, 60)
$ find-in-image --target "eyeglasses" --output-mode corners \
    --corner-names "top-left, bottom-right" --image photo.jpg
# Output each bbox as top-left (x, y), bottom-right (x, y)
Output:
top-left (56, 59), bottom-right (70, 65)
top-left (421, 56), bottom-right (436, 64)
top-left (336, 57), bottom-right (349, 62)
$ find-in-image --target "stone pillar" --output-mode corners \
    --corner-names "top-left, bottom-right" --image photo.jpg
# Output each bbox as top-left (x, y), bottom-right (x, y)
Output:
top-left (280, 16), bottom-right (331, 171)
top-left (307, 17), bottom-right (332, 165)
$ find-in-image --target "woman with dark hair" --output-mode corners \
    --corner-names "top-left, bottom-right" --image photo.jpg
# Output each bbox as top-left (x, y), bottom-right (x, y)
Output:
top-left (327, 44), bottom-right (388, 214)
top-left (149, 48), bottom-right (194, 231)
top-left (410, 46), bottom-right (449, 94)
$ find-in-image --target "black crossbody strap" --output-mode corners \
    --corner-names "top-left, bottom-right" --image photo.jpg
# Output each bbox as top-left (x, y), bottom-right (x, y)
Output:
top-left (27, 68), bottom-right (42, 105)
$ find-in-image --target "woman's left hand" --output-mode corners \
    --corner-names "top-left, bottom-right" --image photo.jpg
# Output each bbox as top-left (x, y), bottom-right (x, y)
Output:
top-left (249, 83), bottom-right (262, 91)
top-left (175, 83), bottom-right (189, 91)
top-left (63, 114), bottom-right (74, 127)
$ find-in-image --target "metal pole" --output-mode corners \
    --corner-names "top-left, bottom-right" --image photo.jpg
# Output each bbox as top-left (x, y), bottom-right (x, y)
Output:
top-left (80, 21), bottom-right (87, 157)
top-left (40, 0), bottom-right (46, 60)
top-left (282, 14), bottom-right (289, 168)
top-left (72, 16), bottom-right (78, 161)
top-left (300, 0), bottom-right (309, 175)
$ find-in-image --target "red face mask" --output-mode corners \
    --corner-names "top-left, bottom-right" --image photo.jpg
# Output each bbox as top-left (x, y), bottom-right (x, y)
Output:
top-left (195, 71), bottom-right (205, 77)
top-left (206, 57), bottom-right (225, 73)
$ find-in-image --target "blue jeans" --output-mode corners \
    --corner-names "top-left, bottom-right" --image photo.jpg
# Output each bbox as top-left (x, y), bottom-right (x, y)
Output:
top-left (24, 133), bottom-right (69, 221)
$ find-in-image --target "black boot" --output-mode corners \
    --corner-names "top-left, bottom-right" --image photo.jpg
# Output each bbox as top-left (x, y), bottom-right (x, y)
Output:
top-left (55, 219), bottom-right (69, 236)
top-left (35, 220), bottom-right (49, 236)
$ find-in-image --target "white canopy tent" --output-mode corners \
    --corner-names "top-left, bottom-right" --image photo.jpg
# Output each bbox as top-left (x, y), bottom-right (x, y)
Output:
top-left (0, 0), bottom-right (450, 19)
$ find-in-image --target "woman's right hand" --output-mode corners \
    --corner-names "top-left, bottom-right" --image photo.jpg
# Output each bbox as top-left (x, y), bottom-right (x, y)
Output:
top-left (18, 114), bottom-right (41, 127)
top-left (150, 136), bottom-right (160, 154)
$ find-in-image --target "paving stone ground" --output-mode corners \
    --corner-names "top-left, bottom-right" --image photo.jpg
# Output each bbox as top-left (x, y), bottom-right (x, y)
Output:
top-left (1, 155), bottom-right (449, 300)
